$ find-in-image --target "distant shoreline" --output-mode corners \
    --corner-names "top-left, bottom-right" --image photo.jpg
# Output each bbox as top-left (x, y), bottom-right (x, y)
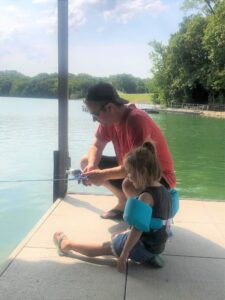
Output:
top-left (138, 104), bottom-right (225, 119)
top-left (158, 108), bottom-right (225, 119)
top-left (199, 110), bottom-right (225, 119)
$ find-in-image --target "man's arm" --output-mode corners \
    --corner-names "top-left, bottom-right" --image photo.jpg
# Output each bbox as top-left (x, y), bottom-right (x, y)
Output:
top-left (82, 165), bottom-right (127, 186)
top-left (84, 137), bottom-right (107, 171)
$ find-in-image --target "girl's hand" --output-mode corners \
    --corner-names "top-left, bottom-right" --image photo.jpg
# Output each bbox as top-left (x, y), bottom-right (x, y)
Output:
top-left (117, 255), bottom-right (128, 273)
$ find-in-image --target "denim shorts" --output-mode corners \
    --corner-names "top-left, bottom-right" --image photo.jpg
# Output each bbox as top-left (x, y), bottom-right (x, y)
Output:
top-left (111, 232), bottom-right (154, 263)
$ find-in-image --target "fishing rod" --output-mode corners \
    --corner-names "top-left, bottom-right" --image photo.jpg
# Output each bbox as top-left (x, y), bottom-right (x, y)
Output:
top-left (0, 169), bottom-right (88, 184)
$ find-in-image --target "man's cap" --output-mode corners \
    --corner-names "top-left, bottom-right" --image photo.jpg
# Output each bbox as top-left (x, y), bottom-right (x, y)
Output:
top-left (86, 82), bottom-right (129, 105)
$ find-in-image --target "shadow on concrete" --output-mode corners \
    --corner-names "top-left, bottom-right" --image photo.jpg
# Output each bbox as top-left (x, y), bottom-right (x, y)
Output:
top-left (164, 226), bottom-right (225, 258)
top-left (0, 257), bottom-right (125, 300)
top-left (62, 251), bottom-right (116, 266)
top-left (0, 227), bottom-right (225, 300)
top-left (65, 195), bottom-right (103, 215)
top-left (108, 222), bottom-right (129, 235)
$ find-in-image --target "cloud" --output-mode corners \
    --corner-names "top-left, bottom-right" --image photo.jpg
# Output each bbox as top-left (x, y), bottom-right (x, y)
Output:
top-left (32, 0), bottom-right (101, 29)
top-left (32, 0), bottom-right (167, 29)
top-left (103, 0), bottom-right (167, 24)
top-left (69, 0), bottom-right (100, 27)
top-left (0, 5), bottom-right (29, 40)
top-left (0, 0), bottom-right (168, 41)
top-left (32, 0), bottom-right (54, 3)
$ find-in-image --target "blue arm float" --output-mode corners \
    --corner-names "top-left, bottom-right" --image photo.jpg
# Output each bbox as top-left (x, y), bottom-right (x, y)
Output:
top-left (169, 189), bottom-right (179, 218)
top-left (150, 218), bottom-right (164, 229)
top-left (123, 189), bottom-right (179, 231)
top-left (123, 198), bottom-right (152, 232)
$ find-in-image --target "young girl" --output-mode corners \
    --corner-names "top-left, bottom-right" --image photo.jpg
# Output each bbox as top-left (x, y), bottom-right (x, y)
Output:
top-left (53, 141), bottom-right (171, 272)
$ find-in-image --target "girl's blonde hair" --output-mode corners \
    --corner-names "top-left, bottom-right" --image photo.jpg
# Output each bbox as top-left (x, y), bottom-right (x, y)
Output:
top-left (124, 141), bottom-right (161, 187)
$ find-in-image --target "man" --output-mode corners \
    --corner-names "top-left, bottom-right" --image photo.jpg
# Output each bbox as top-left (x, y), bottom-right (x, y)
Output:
top-left (81, 82), bottom-right (176, 219)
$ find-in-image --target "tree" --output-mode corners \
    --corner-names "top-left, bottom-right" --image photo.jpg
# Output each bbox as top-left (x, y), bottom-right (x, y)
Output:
top-left (203, 0), bottom-right (225, 102)
top-left (149, 16), bottom-right (210, 104)
top-left (149, 0), bottom-right (225, 104)
top-left (148, 41), bottom-right (168, 104)
top-left (109, 74), bottom-right (137, 93)
top-left (181, 0), bottom-right (221, 15)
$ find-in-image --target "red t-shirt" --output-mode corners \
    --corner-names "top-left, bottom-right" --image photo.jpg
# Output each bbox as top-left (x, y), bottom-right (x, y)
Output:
top-left (95, 104), bottom-right (176, 188)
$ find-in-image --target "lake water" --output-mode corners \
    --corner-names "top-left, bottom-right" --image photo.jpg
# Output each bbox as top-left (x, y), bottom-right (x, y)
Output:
top-left (0, 98), bottom-right (225, 267)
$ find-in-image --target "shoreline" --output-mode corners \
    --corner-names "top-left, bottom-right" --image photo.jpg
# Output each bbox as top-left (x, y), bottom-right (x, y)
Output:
top-left (156, 107), bottom-right (225, 119)
top-left (200, 110), bottom-right (225, 119)
top-left (135, 103), bottom-right (225, 119)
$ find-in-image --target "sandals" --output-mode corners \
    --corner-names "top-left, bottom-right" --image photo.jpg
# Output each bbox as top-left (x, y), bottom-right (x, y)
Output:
top-left (53, 232), bottom-right (68, 256)
top-left (101, 209), bottom-right (124, 220)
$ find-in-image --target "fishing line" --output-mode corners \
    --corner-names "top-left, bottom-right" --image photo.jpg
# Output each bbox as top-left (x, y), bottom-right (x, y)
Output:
top-left (0, 178), bottom-right (75, 183)
top-left (0, 169), bottom-right (87, 184)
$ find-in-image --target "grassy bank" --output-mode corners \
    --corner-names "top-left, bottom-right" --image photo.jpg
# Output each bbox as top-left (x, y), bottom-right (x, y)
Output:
top-left (118, 91), bottom-right (153, 104)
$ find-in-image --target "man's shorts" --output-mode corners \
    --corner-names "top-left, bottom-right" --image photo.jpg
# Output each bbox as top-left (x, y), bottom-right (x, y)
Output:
top-left (111, 232), bottom-right (154, 263)
top-left (98, 156), bottom-right (123, 190)
top-left (98, 155), bottom-right (170, 190)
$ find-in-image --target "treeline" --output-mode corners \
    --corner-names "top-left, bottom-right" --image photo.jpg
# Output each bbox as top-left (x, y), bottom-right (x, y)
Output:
top-left (0, 71), bottom-right (150, 99)
top-left (149, 0), bottom-right (225, 105)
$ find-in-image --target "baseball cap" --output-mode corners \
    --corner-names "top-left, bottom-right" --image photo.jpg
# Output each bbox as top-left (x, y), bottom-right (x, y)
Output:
top-left (86, 82), bottom-right (129, 105)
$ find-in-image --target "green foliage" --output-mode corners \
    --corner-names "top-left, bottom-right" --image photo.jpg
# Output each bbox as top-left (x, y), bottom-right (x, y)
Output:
top-left (109, 74), bottom-right (149, 93)
top-left (149, 0), bottom-right (225, 104)
top-left (203, 0), bottom-right (225, 101)
top-left (0, 71), bottom-right (149, 99)
top-left (181, 0), bottom-right (220, 15)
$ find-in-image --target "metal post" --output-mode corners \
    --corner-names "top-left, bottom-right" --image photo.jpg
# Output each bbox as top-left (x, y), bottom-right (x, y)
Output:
top-left (53, 0), bottom-right (70, 202)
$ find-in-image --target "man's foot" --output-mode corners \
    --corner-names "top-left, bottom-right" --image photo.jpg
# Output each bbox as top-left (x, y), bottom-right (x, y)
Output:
top-left (150, 255), bottom-right (165, 268)
top-left (101, 209), bottom-right (124, 220)
top-left (53, 231), bottom-right (71, 256)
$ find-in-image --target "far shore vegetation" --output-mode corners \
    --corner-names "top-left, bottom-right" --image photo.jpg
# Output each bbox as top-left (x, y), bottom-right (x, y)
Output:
top-left (0, 1), bottom-right (224, 107)
top-left (118, 92), bottom-right (153, 104)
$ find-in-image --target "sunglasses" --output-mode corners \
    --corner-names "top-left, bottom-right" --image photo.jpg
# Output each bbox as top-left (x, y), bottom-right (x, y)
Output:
top-left (89, 103), bottom-right (108, 121)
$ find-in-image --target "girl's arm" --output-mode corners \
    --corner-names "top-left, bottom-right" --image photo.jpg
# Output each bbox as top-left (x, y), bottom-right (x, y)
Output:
top-left (117, 192), bottom-right (154, 273)
top-left (117, 227), bottom-right (142, 273)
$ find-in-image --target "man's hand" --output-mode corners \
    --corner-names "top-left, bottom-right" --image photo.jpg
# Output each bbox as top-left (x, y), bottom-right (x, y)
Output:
top-left (82, 169), bottom-right (106, 186)
top-left (83, 165), bottom-right (96, 173)
top-left (81, 165), bottom-right (96, 186)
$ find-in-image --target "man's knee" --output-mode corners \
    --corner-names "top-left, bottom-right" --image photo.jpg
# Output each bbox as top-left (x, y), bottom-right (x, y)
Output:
top-left (80, 155), bottom-right (88, 170)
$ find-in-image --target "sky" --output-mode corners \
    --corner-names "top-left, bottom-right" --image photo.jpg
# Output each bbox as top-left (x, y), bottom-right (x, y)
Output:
top-left (0, 0), bottom-right (186, 78)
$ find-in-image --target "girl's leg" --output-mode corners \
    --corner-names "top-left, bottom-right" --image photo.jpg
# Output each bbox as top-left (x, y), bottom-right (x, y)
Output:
top-left (54, 232), bottom-right (113, 257)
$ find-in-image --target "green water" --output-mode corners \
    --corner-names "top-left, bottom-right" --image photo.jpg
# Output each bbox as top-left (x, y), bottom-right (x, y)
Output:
top-left (151, 113), bottom-right (225, 200)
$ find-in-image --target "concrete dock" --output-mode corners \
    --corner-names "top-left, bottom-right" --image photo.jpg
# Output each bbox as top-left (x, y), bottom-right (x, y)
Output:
top-left (0, 194), bottom-right (225, 300)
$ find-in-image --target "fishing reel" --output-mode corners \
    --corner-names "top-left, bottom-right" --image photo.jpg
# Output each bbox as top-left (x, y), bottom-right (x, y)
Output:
top-left (66, 169), bottom-right (88, 183)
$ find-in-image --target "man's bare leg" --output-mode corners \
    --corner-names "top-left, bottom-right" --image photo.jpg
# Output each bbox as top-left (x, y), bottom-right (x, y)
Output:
top-left (102, 180), bottom-right (126, 211)
top-left (80, 155), bottom-right (126, 213)
top-left (54, 232), bottom-right (113, 257)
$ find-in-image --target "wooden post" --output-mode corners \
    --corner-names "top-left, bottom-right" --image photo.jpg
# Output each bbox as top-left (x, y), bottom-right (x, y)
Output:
top-left (53, 0), bottom-right (70, 202)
